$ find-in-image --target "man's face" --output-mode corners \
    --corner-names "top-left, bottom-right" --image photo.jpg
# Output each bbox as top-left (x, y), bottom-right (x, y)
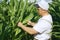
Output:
top-left (37, 8), bottom-right (46, 16)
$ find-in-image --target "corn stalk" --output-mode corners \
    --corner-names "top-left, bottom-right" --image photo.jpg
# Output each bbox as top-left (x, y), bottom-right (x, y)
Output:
top-left (0, 0), bottom-right (40, 40)
top-left (49, 0), bottom-right (60, 40)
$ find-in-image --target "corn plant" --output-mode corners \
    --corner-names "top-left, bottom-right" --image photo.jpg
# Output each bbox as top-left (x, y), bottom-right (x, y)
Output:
top-left (49, 0), bottom-right (60, 40)
top-left (0, 0), bottom-right (40, 40)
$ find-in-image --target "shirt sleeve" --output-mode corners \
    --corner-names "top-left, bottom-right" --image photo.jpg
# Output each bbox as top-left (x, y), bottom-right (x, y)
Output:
top-left (33, 20), bottom-right (50, 33)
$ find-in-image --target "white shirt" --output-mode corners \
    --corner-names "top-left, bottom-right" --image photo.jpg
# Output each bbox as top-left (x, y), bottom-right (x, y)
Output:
top-left (33, 14), bottom-right (53, 40)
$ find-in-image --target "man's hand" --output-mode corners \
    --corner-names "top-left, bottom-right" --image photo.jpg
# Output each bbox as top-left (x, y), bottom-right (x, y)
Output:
top-left (18, 22), bottom-right (23, 27)
top-left (27, 21), bottom-right (36, 26)
top-left (27, 21), bottom-right (32, 25)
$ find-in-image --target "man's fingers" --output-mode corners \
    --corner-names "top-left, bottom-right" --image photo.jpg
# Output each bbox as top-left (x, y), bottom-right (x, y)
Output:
top-left (17, 22), bottom-right (22, 27)
top-left (27, 21), bottom-right (31, 25)
top-left (17, 22), bottom-right (20, 26)
top-left (27, 23), bottom-right (30, 25)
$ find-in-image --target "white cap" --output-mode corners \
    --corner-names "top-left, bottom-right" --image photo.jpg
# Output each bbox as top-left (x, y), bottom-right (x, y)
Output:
top-left (35, 0), bottom-right (49, 10)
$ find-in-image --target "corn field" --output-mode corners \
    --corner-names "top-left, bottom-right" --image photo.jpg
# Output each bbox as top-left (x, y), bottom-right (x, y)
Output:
top-left (49, 0), bottom-right (60, 40)
top-left (0, 0), bottom-right (60, 40)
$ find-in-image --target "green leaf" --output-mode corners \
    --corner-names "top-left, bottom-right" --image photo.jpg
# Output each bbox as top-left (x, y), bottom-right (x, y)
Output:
top-left (23, 13), bottom-right (34, 24)
top-left (15, 28), bottom-right (21, 36)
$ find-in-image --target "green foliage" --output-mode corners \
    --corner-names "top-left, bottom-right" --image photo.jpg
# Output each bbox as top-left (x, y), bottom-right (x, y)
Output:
top-left (0, 0), bottom-right (40, 40)
top-left (49, 0), bottom-right (60, 40)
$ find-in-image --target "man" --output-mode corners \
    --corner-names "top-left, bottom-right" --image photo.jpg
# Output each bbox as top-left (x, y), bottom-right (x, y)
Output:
top-left (17, 0), bottom-right (53, 40)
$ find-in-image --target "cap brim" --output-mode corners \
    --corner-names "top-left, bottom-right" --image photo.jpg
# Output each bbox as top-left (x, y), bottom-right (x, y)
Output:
top-left (34, 4), bottom-right (40, 8)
